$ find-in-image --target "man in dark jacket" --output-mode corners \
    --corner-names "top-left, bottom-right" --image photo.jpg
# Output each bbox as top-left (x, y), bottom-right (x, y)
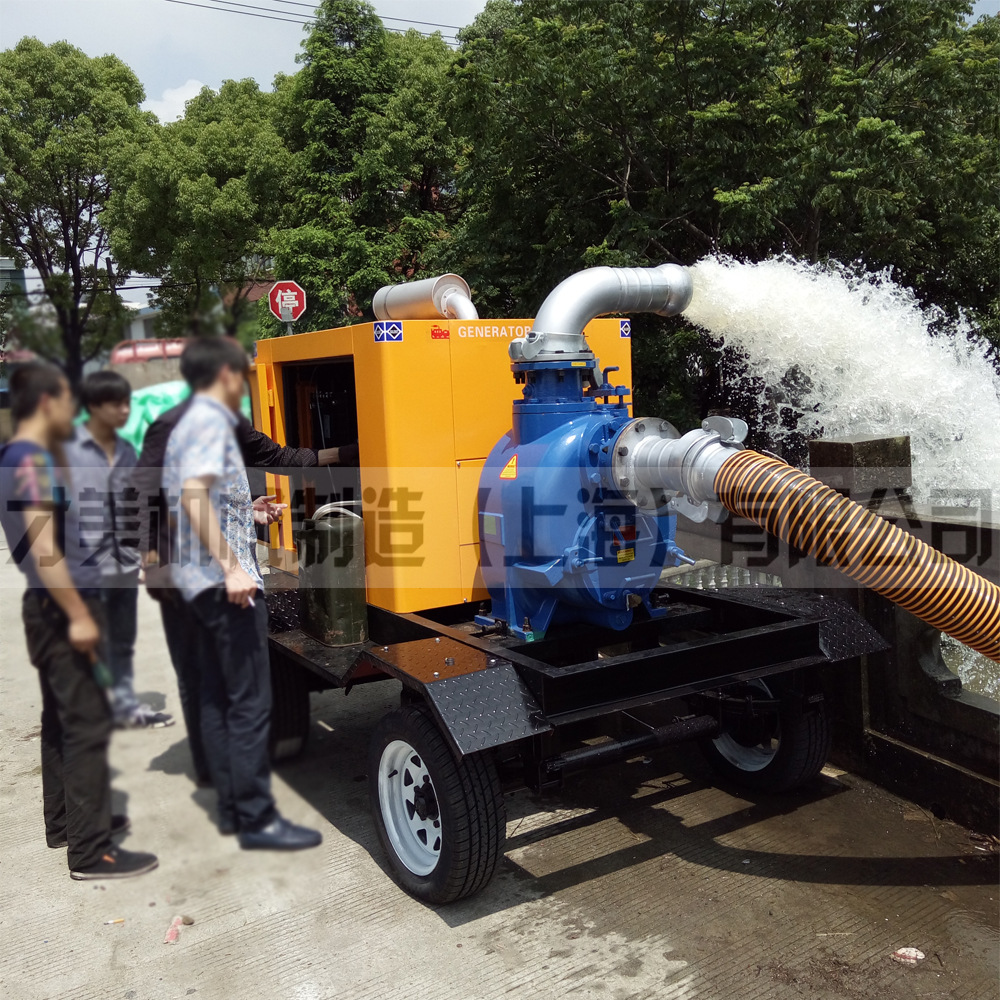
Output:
top-left (133, 394), bottom-right (358, 784)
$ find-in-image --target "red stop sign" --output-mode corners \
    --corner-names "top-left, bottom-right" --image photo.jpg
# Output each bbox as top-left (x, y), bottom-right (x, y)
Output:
top-left (268, 280), bottom-right (307, 322)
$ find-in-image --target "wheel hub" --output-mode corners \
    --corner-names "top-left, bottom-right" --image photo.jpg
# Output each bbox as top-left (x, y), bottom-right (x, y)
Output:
top-left (411, 778), bottom-right (439, 823)
top-left (378, 740), bottom-right (443, 876)
top-left (713, 679), bottom-right (781, 772)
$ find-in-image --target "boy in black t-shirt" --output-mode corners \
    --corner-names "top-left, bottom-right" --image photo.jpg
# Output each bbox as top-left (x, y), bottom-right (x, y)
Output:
top-left (0, 362), bottom-right (157, 880)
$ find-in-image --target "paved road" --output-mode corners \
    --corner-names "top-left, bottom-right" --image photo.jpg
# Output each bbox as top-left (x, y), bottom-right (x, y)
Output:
top-left (0, 557), bottom-right (997, 1000)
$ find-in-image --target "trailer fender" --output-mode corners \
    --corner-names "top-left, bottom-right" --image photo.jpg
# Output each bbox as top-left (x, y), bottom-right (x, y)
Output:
top-left (345, 635), bottom-right (553, 757)
top-left (422, 661), bottom-right (553, 757)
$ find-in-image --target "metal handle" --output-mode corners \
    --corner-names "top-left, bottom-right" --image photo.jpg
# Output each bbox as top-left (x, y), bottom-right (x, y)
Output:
top-left (311, 502), bottom-right (363, 523)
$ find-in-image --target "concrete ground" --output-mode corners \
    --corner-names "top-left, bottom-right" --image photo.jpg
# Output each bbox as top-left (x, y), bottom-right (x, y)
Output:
top-left (1, 554), bottom-right (997, 1000)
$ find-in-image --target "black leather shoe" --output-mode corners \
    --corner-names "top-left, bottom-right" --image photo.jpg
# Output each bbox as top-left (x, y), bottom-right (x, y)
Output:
top-left (218, 814), bottom-right (238, 836)
top-left (238, 815), bottom-right (322, 851)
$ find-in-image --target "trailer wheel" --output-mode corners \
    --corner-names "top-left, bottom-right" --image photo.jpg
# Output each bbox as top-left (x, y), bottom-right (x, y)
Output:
top-left (269, 658), bottom-right (310, 761)
top-left (700, 678), bottom-right (831, 793)
top-left (369, 705), bottom-right (505, 904)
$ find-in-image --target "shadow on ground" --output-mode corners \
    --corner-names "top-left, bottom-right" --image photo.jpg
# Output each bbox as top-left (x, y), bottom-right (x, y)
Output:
top-left (269, 683), bottom-right (1000, 930)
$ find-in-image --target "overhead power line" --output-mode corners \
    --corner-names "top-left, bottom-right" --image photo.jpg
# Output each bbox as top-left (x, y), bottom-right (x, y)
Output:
top-left (270, 0), bottom-right (463, 31)
top-left (163, 0), bottom-right (310, 24)
top-left (162, 0), bottom-right (460, 39)
top-left (205, 0), bottom-right (315, 21)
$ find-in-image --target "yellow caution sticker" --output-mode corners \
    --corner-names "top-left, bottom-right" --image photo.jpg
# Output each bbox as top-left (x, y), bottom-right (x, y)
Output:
top-left (617, 547), bottom-right (635, 563)
top-left (499, 454), bottom-right (518, 480)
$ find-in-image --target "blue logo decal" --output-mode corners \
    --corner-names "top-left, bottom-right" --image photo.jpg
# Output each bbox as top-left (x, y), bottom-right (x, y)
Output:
top-left (620, 319), bottom-right (631, 338)
top-left (374, 321), bottom-right (404, 343)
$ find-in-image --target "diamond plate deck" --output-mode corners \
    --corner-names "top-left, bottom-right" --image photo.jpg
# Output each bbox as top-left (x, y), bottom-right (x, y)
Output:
top-left (682, 586), bottom-right (890, 661)
top-left (422, 662), bottom-right (552, 756)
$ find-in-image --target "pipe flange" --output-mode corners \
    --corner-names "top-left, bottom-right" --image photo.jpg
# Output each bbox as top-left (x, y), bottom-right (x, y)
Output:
top-left (610, 417), bottom-right (681, 512)
top-left (509, 332), bottom-right (592, 362)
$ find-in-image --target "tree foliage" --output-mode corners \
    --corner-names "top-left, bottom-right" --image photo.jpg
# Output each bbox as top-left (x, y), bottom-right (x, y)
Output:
top-left (444, 0), bottom-right (999, 424)
top-left (261, 0), bottom-right (461, 335)
top-left (0, 38), bottom-right (145, 382)
top-left (7, 1), bottom-right (994, 428)
top-left (106, 79), bottom-right (292, 338)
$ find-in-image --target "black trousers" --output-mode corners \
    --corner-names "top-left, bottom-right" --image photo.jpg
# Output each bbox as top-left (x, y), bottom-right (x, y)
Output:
top-left (22, 591), bottom-right (113, 870)
top-left (189, 589), bottom-right (276, 832)
top-left (158, 594), bottom-right (211, 783)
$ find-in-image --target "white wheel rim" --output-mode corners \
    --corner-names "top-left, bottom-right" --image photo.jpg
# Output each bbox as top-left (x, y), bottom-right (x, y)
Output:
top-left (378, 739), bottom-right (442, 876)
top-left (712, 679), bottom-right (780, 772)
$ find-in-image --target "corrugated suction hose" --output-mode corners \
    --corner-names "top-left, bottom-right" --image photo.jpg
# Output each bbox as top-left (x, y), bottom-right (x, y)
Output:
top-left (714, 450), bottom-right (1000, 662)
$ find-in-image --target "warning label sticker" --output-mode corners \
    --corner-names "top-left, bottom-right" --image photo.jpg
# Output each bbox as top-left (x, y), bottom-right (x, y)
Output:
top-left (499, 454), bottom-right (518, 480)
top-left (616, 547), bottom-right (635, 563)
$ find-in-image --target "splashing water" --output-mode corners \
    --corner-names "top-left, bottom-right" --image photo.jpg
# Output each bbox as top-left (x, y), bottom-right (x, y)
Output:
top-left (683, 256), bottom-right (1000, 508)
top-left (682, 256), bottom-right (1000, 700)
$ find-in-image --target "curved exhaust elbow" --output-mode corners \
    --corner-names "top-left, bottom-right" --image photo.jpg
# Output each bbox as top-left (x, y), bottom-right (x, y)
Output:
top-left (373, 274), bottom-right (479, 322)
top-left (511, 263), bottom-right (693, 361)
top-left (439, 285), bottom-right (479, 320)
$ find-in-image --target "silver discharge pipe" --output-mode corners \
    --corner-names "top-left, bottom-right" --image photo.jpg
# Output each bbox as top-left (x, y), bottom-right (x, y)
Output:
top-left (611, 416), bottom-right (748, 522)
top-left (373, 273), bottom-right (479, 321)
top-left (509, 263), bottom-right (693, 361)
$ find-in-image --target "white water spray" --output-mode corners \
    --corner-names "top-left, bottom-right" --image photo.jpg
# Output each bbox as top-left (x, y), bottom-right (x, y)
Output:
top-left (682, 255), bottom-right (1000, 699)
top-left (683, 256), bottom-right (1000, 508)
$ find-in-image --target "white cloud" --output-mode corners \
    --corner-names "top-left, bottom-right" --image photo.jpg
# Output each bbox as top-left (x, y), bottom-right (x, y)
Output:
top-left (142, 78), bottom-right (204, 123)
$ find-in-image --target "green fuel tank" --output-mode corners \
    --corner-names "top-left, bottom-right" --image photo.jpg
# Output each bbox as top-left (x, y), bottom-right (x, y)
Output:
top-left (297, 503), bottom-right (368, 646)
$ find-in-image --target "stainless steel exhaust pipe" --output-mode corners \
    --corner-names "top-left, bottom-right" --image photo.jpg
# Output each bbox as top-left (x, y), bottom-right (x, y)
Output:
top-left (372, 274), bottom-right (479, 321)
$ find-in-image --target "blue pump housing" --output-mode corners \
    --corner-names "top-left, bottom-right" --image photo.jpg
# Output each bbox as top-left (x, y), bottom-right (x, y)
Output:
top-left (477, 359), bottom-right (689, 640)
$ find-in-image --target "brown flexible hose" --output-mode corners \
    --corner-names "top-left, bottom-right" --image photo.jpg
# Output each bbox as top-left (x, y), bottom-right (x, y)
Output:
top-left (714, 450), bottom-right (1000, 662)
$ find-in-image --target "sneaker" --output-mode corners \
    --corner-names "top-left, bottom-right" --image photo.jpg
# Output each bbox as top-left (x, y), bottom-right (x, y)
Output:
top-left (124, 706), bottom-right (175, 729)
top-left (70, 845), bottom-right (159, 881)
top-left (48, 814), bottom-right (130, 849)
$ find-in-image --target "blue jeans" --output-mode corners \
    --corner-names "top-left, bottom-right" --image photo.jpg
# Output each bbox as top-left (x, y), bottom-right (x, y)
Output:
top-left (100, 581), bottom-right (139, 723)
top-left (189, 588), bottom-right (276, 832)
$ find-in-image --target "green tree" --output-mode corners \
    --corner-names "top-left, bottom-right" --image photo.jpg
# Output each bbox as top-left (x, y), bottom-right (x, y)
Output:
top-left (0, 38), bottom-right (146, 383)
top-left (444, 1), bottom-right (999, 425)
top-left (106, 79), bottom-right (292, 339)
top-left (263, 0), bottom-right (460, 335)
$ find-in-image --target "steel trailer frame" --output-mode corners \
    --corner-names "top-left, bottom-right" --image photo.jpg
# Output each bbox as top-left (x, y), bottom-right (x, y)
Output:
top-left (266, 583), bottom-right (884, 784)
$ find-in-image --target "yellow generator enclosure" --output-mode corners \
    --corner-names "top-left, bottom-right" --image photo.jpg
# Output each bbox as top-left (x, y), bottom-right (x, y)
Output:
top-left (252, 317), bottom-right (633, 613)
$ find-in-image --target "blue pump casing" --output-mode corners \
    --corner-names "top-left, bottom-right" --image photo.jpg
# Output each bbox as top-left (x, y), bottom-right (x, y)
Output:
top-left (477, 360), bottom-right (689, 640)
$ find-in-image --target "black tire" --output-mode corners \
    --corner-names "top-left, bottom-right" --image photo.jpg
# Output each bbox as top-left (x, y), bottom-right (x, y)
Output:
top-left (269, 658), bottom-right (311, 761)
top-left (699, 678), bottom-right (831, 793)
top-left (368, 705), bottom-right (505, 904)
